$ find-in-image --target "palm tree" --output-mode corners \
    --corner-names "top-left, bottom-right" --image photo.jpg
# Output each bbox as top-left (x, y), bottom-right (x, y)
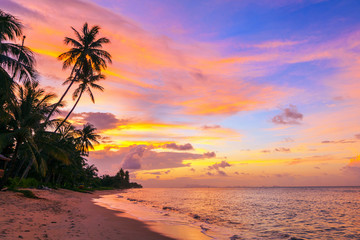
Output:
top-left (0, 82), bottom-right (55, 180)
top-left (0, 10), bottom-right (35, 110)
top-left (75, 123), bottom-right (100, 156)
top-left (0, 10), bottom-right (37, 187)
top-left (0, 10), bottom-right (37, 136)
top-left (45, 22), bottom-right (111, 124)
top-left (54, 61), bottom-right (105, 132)
top-left (0, 10), bottom-right (22, 41)
top-left (0, 10), bottom-right (36, 84)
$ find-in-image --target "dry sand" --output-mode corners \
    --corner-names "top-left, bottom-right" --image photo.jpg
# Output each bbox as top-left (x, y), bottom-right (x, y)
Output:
top-left (0, 189), bottom-right (174, 240)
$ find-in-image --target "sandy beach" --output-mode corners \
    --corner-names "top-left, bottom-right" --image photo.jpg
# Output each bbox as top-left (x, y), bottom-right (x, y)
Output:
top-left (0, 189), bottom-right (174, 240)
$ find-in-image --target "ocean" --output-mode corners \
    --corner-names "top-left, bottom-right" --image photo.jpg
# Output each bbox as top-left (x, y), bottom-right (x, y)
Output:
top-left (93, 187), bottom-right (360, 240)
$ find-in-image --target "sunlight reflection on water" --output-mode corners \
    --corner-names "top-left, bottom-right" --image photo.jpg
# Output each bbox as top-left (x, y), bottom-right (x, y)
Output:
top-left (95, 187), bottom-right (360, 239)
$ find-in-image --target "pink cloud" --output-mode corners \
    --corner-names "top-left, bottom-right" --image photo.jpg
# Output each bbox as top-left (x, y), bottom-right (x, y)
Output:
top-left (201, 125), bottom-right (221, 130)
top-left (251, 40), bottom-right (303, 49)
top-left (3, 0), bottom-right (289, 119)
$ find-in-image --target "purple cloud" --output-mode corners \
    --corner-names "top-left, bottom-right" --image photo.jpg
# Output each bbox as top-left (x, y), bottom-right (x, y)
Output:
top-left (272, 104), bottom-right (303, 125)
top-left (321, 140), bottom-right (356, 144)
top-left (217, 170), bottom-right (228, 176)
top-left (121, 145), bottom-right (146, 169)
top-left (163, 143), bottom-right (194, 151)
top-left (275, 147), bottom-right (291, 152)
top-left (90, 144), bottom-right (220, 173)
top-left (66, 112), bottom-right (129, 130)
top-left (208, 160), bottom-right (231, 170)
top-left (203, 152), bottom-right (216, 158)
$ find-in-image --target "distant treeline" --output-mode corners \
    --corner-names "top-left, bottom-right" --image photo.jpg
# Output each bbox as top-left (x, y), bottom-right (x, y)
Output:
top-left (0, 9), bottom-right (141, 190)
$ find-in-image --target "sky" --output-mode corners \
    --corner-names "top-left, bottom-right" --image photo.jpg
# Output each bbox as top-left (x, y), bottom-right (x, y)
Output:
top-left (3, 0), bottom-right (360, 187)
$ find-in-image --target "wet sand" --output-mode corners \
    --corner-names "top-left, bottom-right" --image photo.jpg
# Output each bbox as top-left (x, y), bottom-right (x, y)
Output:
top-left (0, 189), bottom-right (174, 240)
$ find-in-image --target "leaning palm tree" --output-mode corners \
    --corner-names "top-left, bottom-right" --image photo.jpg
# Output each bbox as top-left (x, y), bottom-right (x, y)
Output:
top-left (45, 22), bottom-right (111, 124)
top-left (54, 61), bottom-right (105, 132)
top-left (75, 123), bottom-right (100, 156)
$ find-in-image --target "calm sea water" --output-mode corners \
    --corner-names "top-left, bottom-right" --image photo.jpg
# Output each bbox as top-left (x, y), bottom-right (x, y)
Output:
top-left (94, 187), bottom-right (360, 240)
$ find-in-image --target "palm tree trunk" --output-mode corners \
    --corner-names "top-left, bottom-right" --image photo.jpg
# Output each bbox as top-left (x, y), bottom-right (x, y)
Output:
top-left (20, 158), bottom-right (33, 180)
top-left (0, 141), bottom-right (20, 187)
top-left (44, 65), bottom-right (81, 125)
top-left (14, 158), bottom-right (26, 177)
top-left (54, 89), bottom-right (84, 133)
top-left (45, 173), bottom-right (51, 184)
top-left (56, 174), bottom-right (62, 186)
top-left (4, 139), bottom-right (20, 177)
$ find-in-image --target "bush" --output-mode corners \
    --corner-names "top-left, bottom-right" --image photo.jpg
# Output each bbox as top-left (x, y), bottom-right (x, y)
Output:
top-left (7, 177), bottom-right (40, 189)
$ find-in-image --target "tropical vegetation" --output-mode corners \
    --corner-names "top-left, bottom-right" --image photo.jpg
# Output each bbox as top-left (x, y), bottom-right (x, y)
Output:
top-left (0, 9), bottom-right (141, 190)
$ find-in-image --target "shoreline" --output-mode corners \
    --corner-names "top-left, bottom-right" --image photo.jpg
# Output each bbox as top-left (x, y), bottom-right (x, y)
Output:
top-left (0, 189), bottom-right (175, 240)
top-left (93, 193), bottom-right (213, 240)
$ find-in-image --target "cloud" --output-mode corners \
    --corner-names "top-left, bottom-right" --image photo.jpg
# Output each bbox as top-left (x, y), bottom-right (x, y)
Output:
top-left (203, 152), bottom-right (216, 158)
top-left (288, 158), bottom-right (303, 165)
top-left (201, 125), bottom-right (221, 130)
top-left (7, 0), bottom-right (290, 119)
top-left (208, 160), bottom-right (231, 170)
top-left (355, 134), bottom-right (360, 140)
top-left (162, 143), bottom-right (194, 151)
top-left (89, 144), bottom-right (217, 173)
top-left (144, 171), bottom-right (162, 175)
top-left (121, 145), bottom-right (146, 169)
top-left (99, 136), bottom-right (114, 144)
top-left (332, 96), bottom-right (345, 101)
top-left (341, 157), bottom-right (360, 177)
top-left (283, 137), bottom-right (294, 142)
top-left (189, 69), bottom-right (206, 82)
top-left (275, 147), bottom-right (291, 152)
top-left (251, 40), bottom-right (303, 49)
top-left (143, 170), bottom-right (171, 175)
top-left (272, 104), bottom-right (303, 125)
top-left (67, 112), bottom-right (129, 130)
top-left (217, 170), bottom-right (228, 176)
top-left (321, 140), bottom-right (356, 144)
top-left (2, 0), bottom-right (45, 20)
top-left (261, 147), bottom-right (291, 153)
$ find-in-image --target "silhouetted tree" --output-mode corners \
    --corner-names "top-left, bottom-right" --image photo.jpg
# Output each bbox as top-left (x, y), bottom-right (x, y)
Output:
top-left (55, 61), bottom-right (105, 131)
top-left (45, 22), bottom-right (111, 126)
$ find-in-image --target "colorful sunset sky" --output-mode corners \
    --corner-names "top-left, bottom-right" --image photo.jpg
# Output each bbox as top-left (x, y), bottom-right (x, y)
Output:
top-left (3, 0), bottom-right (360, 187)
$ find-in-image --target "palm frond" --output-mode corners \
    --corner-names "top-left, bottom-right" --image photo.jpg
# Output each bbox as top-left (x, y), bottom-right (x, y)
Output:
top-left (0, 10), bottom-right (23, 41)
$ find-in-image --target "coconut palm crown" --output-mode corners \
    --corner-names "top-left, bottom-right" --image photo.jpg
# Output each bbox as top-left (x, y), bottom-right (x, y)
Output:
top-left (45, 22), bottom-right (111, 125)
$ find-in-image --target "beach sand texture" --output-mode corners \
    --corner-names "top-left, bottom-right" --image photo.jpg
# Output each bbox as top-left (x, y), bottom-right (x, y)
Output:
top-left (0, 189), bottom-right (174, 240)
